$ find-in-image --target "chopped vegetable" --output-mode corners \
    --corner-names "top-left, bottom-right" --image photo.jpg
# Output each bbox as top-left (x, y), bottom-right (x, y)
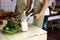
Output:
top-left (3, 20), bottom-right (21, 34)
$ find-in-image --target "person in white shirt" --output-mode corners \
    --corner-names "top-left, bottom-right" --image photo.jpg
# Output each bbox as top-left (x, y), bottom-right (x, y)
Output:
top-left (14, 0), bottom-right (32, 22)
top-left (42, 0), bottom-right (56, 30)
top-left (27, 0), bottom-right (50, 29)
top-left (21, 0), bottom-right (56, 31)
top-left (16, 0), bottom-right (50, 29)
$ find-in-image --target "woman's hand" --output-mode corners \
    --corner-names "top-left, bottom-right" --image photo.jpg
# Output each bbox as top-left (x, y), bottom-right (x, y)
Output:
top-left (34, 13), bottom-right (42, 19)
top-left (35, 14), bottom-right (40, 19)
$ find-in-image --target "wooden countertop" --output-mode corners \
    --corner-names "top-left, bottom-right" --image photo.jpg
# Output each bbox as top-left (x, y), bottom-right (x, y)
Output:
top-left (0, 25), bottom-right (47, 40)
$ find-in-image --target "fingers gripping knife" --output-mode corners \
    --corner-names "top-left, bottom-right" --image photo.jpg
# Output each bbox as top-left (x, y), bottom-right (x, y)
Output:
top-left (21, 11), bottom-right (33, 22)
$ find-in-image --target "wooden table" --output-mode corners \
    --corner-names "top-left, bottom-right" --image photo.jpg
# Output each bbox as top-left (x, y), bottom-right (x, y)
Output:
top-left (48, 15), bottom-right (60, 31)
top-left (48, 15), bottom-right (60, 21)
top-left (0, 25), bottom-right (47, 40)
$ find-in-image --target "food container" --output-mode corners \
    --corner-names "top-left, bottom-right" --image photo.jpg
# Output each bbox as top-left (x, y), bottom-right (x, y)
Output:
top-left (21, 21), bottom-right (28, 32)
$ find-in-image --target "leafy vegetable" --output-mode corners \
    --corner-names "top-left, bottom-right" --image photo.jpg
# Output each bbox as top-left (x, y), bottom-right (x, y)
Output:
top-left (7, 20), bottom-right (15, 29)
top-left (3, 20), bottom-right (21, 34)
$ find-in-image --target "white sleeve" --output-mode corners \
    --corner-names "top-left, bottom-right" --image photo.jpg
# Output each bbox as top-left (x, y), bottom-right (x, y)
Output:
top-left (39, 0), bottom-right (44, 4)
top-left (24, 0), bottom-right (34, 12)
top-left (24, 0), bottom-right (27, 5)
top-left (28, 0), bottom-right (34, 12)
top-left (44, 8), bottom-right (50, 15)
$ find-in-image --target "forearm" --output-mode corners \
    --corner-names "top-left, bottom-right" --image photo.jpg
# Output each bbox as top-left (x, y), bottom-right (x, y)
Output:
top-left (39, 0), bottom-right (50, 15)
top-left (24, 0), bottom-right (32, 12)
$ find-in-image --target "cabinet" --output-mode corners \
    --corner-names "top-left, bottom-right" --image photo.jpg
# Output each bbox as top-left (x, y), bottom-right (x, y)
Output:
top-left (0, 0), bottom-right (17, 12)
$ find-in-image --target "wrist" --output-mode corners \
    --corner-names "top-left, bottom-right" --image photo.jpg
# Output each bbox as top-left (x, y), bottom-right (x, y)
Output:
top-left (19, 11), bottom-right (26, 13)
top-left (39, 12), bottom-right (43, 16)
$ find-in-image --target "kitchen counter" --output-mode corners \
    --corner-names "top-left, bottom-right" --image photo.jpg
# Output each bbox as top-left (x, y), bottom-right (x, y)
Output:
top-left (48, 15), bottom-right (60, 21)
top-left (0, 25), bottom-right (47, 40)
